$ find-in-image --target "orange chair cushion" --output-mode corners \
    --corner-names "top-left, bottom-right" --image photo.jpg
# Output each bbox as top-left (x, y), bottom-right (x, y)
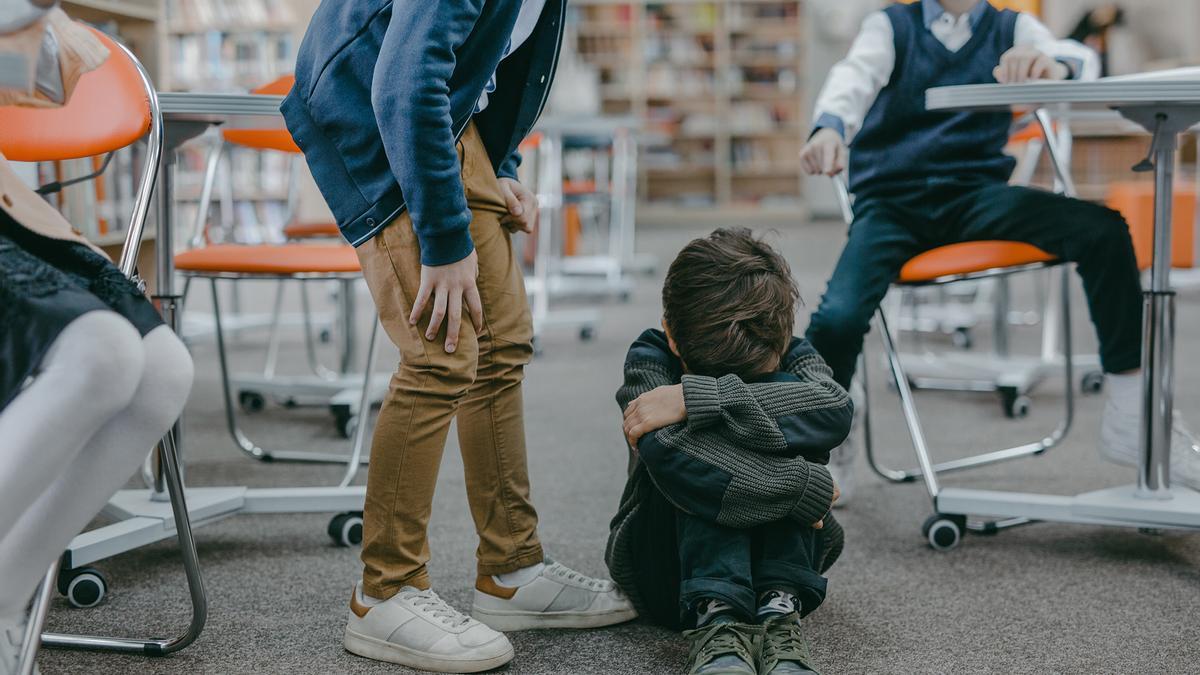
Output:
top-left (0, 29), bottom-right (151, 161)
top-left (1105, 181), bottom-right (1195, 271)
top-left (283, 221), bottom-right (342, 239)
top-left (899, 241), bottom-right (1056, 284)
top-left (222, 75), bottom-right (300, 153)
top-left (174, 244), bottom-right (360, 275)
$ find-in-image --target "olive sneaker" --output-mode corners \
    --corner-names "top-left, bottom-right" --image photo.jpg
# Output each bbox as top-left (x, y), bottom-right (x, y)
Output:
top-left (759, 613), bottom-right (818, 675)
top-left (684, 617), bottom-right (761, 675)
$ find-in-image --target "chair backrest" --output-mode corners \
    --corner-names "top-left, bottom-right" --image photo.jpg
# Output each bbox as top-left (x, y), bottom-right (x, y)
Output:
top-left (221, 75), bottom-right (299, 153)
top-left (0, 27), bottom-right (162, 279)
top-left (0, 29), bottom-right (152, 161)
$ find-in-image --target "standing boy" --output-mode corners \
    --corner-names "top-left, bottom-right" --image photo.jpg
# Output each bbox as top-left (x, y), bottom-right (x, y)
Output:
top-left (283, 2), bottom-right (634, 672)
top-left (800, 0), bottom-right (1200, 489)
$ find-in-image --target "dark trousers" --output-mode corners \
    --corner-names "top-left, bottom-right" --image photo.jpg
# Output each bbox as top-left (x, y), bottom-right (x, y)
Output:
top-left (677, 511), bottom-right (827, 626)
top-left (805, 181), bottom-right (1144, 389)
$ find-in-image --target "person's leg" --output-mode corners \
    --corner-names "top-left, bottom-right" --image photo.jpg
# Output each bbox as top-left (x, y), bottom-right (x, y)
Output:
top-left (946, 185), bottom-right (1200, 484)
top-left (675, 512), bottom-right (759, 675)
top-left (0, 312), bottom-right (144, 546)
top-left (804, 199), bottom-right (928, 389)
top-left (452, 126), bottom-right (542, 579)
top-left (751, 520), bottom-right (825, 675)
top-left (459, 125), bottom-right (633, 630)
top-left (953, 184), bottom-right (1143, 375)
top-left (751, 520), bottom-right (827, 620)
top-left (0, 326), bottom-right (192, 616)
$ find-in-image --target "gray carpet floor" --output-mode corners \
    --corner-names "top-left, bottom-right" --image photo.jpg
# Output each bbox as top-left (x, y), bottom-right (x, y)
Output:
top-left (38, 220), bottom-right (1200, 674)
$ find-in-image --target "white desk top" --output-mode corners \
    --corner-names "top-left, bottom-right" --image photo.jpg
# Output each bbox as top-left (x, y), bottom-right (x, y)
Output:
top-left (927, 79), bottom-right (1200, 112)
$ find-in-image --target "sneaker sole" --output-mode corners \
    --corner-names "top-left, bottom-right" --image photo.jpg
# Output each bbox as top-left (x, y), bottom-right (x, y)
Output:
top-left (469, 605), bottom-right (638, 631)
top-left (344, 628), bottom-right (513, 673)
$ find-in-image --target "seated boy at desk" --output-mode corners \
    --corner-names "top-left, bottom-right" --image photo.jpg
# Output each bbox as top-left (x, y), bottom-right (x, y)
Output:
top-left (800, 0), bottom-right (1200, 487)
top-left (608, 228), bottom-right (852, 675)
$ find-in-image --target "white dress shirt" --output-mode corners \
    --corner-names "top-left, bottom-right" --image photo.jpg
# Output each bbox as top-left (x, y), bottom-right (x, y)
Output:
top-left (813, 0), bottom-right (1099, 143)
top-left (476, 0), bottom-right (549, 113)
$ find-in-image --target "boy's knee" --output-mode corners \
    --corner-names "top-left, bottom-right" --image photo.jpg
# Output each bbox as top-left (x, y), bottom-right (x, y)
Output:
top-left (809, 299), bottom-right (872, 344)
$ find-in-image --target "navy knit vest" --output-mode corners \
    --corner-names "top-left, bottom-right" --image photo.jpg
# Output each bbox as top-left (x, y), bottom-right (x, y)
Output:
top-left (848, 2), bottom-right (1018, 196)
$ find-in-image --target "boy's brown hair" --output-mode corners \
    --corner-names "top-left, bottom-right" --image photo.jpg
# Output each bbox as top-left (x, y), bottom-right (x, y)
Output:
top-left (662, 228), bottom-right (800, 380)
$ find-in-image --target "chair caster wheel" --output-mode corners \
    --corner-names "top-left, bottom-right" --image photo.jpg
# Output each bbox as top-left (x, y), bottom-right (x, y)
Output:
top-left (1000, 388), bottom-right (1030, 419)
top-left (1081, 370), bottom-right (1104, 395)
top-left (328, 512), bottom-right (364, 547)
top-left (579, 326), bottom-right (596, 342)
top-left (239, 390), bottom-right (266, 414)
top-left (331, 406), bottom-right (357, 439)
top-left (952, 326), bottom-right (973, 350)
top-left (922, 514), bottom-right (965, 551)
top-left (58, 566), bottom-right (107, 608)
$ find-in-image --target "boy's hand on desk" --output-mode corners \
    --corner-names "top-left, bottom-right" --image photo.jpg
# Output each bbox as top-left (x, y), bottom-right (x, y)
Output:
top-left (498, 177), bottom-right (538, 234)
top-left (800, 128), bottom-right (846, 177)
top-left (623, 384), bottom-right (686, 447)
top-left (994, 45), bottom-right (1070, 83)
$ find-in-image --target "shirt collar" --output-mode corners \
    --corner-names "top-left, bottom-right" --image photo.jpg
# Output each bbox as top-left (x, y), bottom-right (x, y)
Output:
top-left (921, 0), bottom-right (989, 30)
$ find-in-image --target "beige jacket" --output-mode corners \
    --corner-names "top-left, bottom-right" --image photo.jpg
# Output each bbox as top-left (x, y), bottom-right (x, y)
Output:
top-left (0, 151), bottom-right (103, 255)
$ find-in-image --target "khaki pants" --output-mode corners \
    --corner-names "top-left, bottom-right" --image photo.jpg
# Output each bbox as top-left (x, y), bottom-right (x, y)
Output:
top-left (355, 123), bottom-right (542, 598)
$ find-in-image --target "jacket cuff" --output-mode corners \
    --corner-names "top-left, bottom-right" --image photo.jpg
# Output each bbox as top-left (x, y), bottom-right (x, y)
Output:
top-left (682, 374), bottom-right (722, 430)
top-left (811, 113), bottom-right (846, 141)
top-left (789, 463), bottom-right (835, 526)
top-left (417, 228), bottom-right (475, 267)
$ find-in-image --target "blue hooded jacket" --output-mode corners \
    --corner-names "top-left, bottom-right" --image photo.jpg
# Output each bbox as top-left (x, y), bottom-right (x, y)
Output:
top-left (281, 0), bottom-right (565, 265)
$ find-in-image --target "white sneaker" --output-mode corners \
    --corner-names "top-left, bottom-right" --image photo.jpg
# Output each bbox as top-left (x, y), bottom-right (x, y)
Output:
top-left (1099, 396), bottom-right (1200, 490)
top-left (343, 583), bottom-right (513, 673)
top-left (470, 561), bottom-right (638, 631)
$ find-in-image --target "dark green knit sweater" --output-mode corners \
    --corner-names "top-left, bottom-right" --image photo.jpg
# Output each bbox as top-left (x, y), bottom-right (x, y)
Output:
top-left (605, 329), bottom-right (850, 627)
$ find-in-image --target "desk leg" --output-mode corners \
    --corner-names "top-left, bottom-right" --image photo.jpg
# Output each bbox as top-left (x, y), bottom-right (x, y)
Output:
top-left (1139, 142), bottom-right (1176, 496)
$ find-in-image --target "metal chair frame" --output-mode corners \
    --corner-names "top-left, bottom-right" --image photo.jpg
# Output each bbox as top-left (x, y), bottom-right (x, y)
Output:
top-left (10, 34), bottom-right (208, 671)
top-left (837, 108), bottom-right (1080, 485)
top-left (181, 133), bottom-right (384, 441)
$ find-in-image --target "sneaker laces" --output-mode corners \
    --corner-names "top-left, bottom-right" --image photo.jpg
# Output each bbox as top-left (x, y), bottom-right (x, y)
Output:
top-left (403, 589), bottom-right (471, 628)
top-left (761, 615), bottom-right (811, 669)
top-left (685, 622), bottom-right (759, 671)
top-left (547, 563), bottom-right (614, 592)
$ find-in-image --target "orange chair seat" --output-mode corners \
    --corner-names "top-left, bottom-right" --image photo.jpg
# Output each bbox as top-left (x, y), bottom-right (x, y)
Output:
top-left (283, 221), bottom-right (342, 239)
top-left (899, 241), bottom-right (1057, 285)
top-left (175, 244), bottom-right (360, 275)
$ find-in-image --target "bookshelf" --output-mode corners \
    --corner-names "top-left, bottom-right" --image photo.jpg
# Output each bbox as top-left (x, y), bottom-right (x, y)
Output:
top-left (568, 0), bottom-right (808, 219)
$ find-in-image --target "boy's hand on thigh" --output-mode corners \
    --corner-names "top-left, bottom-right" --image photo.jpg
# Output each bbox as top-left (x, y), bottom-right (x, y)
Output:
top-left (623, 384), bottom-right (686, 447)
top-left (410, 249), bottom-right (484, 353)
top-left (800, 128), bottom-right (846, 177)
top-left (994, 45), bottom-right (1069, 83)
top-left (498, 177), bottom-right (538, 234)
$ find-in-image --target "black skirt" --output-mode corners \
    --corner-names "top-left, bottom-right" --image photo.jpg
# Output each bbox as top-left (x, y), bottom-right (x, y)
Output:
top-left (0, 210), bottom-right (163, 411)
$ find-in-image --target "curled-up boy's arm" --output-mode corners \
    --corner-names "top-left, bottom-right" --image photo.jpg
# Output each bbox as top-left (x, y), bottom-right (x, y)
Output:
top-left (679, 338), bottom-right (852, 463)
top-left (637, 427), bottom-right (836, 529)
top-left (616, 329), bottom-right (682, 412)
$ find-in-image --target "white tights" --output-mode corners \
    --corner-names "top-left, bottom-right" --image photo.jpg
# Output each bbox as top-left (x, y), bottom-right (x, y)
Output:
top-left (0, 312), bottom-right (193, 617)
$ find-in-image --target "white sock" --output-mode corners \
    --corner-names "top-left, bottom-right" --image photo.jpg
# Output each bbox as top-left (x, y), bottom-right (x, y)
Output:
top-left (357, 584), bottom-right (385, 607)
top-left (494, 562), bottom-right (545, 588)
top-left (1100, 372), bottom-right (1142, 463)
top-left (757, 590), bottom-right (799, 619)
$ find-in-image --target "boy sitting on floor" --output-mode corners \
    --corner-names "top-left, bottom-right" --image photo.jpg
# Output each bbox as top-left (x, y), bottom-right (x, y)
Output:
top-left (608, 228), bottom-right (852, 675)
top-left (800, 0), bottom-right (1200, 488)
